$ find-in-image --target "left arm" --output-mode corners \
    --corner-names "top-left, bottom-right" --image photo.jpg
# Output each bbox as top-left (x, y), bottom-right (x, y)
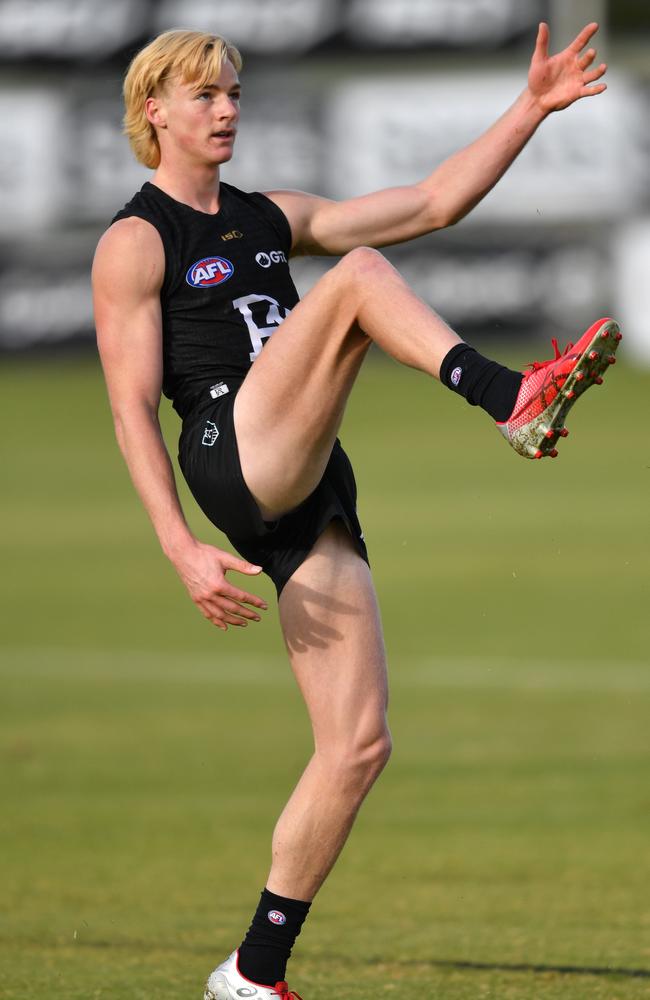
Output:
top-left (267, 22), bottom-right (607, 256)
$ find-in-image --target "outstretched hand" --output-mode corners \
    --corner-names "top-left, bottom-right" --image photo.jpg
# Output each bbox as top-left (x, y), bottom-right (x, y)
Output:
top-left (171, 538), bottom-right (268, 631)
top-left (528, 22), bottom-right (607, 114)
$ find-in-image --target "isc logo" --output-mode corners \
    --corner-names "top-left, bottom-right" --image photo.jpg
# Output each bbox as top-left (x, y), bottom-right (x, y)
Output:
top-left (186, 256), bottom-right (235, 288)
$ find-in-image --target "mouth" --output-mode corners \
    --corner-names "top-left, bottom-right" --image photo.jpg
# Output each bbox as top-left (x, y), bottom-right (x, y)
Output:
top-left (211, 129), bottom-right (235, 141)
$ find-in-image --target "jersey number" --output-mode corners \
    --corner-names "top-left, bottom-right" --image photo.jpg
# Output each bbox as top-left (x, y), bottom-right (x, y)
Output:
top-left (232, 293), bottom-right (292, 362)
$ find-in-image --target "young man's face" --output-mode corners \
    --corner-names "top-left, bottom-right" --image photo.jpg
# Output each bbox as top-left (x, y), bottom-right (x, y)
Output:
top-left (150, 59), bottom-right (241, 167)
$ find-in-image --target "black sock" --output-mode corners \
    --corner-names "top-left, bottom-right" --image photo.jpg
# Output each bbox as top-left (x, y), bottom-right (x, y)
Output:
top-left (440, 343), bottom-right (523, 422)
top-left (238, 888), bottom-right (311, 987)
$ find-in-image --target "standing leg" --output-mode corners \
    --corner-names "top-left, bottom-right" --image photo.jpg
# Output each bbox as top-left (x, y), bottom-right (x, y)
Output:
top-left (270, 522), bottom-right (391, 899)
top-left (236, 521), bottom-right (391, 986)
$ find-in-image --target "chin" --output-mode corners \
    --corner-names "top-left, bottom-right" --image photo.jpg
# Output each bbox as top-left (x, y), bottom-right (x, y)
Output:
top-left (209, 139), bottom-right (235, 160)
top-left (205, 150), bottom-right (234, 168)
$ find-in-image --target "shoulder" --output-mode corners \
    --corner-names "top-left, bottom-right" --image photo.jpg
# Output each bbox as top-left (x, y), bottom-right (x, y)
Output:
top-left (260, 189), bottom-right (332, 254)
top-left (110, 183), bottom-right (181, 251)
top-left (262, 189), bottom-right (322, 213)
top-left (222, 181), bottom-right (283, 221)
top-left (93, 217), bottom-right (164, 298)
top-left (223, 182), bottom-right (297, 253)
top-left (98, 214), bottom-right (164, 248)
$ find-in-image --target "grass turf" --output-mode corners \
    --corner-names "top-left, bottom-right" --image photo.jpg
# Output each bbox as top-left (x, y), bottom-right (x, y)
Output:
top-left (1, 352), bottom-right (649, 999)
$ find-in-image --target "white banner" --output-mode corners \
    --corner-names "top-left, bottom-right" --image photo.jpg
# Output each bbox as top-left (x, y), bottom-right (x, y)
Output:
top-left (0, 270), bottom-right (93, 348)
top-left (155, 0), bottom-right (339, 54)
top-left (326, 72), bottom-right (649, 222)
top-left (73, 98), bottom-right (151, 222)
top-left (0, 89), bottom-right (69, 235)
top-left (346, 0), bottom-right (546, 47)
top-left (0, 0), bottom-right (148, 57)
top-left (614, 220), bottom-right (650, 365)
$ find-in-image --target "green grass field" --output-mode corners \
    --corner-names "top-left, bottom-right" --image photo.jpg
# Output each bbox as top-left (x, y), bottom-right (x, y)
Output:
top-left (1, 352), bottom-right (649, 999)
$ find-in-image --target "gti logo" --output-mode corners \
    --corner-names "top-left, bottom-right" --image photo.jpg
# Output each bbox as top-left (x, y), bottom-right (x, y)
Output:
top-left (186, 256), bottom-right (234, 288)
top-left (255, 250), bottom-right (287, 268)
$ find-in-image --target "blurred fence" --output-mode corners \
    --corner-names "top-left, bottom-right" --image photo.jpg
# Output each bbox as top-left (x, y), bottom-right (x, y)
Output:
top-left (0, 0), bottom-right (648, 359)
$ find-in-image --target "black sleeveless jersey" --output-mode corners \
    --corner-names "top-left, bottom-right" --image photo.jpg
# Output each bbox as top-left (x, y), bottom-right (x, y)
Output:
top-left (111, 181), bottom-right (300, 419)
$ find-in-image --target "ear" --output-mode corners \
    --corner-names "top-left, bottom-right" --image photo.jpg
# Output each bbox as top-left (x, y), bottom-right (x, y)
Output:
top-left (145, 95), bottom-right (167, 129)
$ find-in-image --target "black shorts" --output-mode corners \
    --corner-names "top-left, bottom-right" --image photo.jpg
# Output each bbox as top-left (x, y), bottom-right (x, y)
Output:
top-left (178, 390), bottom-right (369, 596)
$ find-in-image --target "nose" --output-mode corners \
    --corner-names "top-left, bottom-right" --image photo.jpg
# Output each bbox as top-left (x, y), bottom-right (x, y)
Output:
top-left (216, 94), bottom-right (239, 124)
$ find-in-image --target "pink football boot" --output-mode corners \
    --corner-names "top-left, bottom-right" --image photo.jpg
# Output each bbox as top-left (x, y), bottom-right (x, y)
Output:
top-left (497, 318), bottom-right (621, 459)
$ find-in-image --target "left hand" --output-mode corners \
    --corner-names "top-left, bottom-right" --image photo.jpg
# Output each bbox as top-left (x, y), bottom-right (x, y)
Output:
top-left (528, 21), bottom-right (607, 114)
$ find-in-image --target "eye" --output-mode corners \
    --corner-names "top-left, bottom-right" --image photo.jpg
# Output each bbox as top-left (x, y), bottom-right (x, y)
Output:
top-left (196, 91), bottom-right (211, 101)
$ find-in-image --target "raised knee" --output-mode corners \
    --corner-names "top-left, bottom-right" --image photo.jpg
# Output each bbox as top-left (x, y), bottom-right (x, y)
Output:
top-left (338, 246), bottom-right (391, 281)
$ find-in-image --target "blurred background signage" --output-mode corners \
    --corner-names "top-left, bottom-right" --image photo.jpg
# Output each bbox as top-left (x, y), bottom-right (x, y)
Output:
top-left (345, 0), bottom-right (546, 46)
top-left (0, 0), bottom-right (647, 359)
top-left (0, 0), bottom-right (149, 57)
top-left (326, 73), bottom-right (647, 221)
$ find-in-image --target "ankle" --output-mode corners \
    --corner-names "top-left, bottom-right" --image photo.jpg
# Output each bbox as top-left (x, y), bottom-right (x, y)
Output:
top-left (440, 343), bottom-right (523, 422)
top-left (238, 888), bottom-right (311, 987)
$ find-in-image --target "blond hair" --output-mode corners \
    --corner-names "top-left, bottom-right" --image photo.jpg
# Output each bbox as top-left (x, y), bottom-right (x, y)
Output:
top-left (123, 30), bottom-right (243, 169)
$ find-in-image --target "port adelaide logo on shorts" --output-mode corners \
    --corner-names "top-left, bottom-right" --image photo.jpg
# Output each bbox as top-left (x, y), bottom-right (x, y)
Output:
top-left (202, 421), bottom-right (219, 446)
top-left (186, 255), bottom-right (234, 288)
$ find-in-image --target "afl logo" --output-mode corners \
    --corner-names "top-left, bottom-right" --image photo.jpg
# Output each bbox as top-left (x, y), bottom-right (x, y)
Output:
top-left (186, 256), bottom-right (234, 288)
top-left (267, 909), bottom-right (287, 926)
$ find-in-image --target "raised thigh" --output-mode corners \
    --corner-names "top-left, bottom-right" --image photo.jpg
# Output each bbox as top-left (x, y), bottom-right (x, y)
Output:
top-left (278, 520), bottom-right (389, 755)
top-left (234, 250), bottom-right (380, 518)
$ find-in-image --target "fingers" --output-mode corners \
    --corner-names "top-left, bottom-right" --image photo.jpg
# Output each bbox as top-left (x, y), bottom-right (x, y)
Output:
top-left (222, 611), bottom-right (251, 627)
top-left (578, 47), bottom-right (596, 70)
top-left (534, 21), bottom-right (549, 59)
top-left (221, 552), bottom-right (263, 576)
top-left (581, 82), bottom-right (607, 98)
top-left (198, 599), bottom-right (258, 629)
top-left (191, 577), bottom-right (269, 630)
top-left (220, 597), bottom-right (262, 622)
top-left (196, 586), bottom-right (268, 629)
top-left (177, 542), bottom-right (270, 630)
top-left (223, 582), bottom-right (268, 610)
top-left (583, 63), bottom-right (607, 85)
top-left (570, 21), bottom-right (599, 54)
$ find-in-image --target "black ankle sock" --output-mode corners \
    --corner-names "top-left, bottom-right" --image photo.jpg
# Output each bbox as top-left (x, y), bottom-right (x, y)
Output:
top-left (440, 343), bottom-right (523, 422)
top-left (238, 888), bottom-right (311, 987)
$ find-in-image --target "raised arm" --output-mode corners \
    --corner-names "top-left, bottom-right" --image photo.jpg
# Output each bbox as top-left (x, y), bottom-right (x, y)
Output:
top-left (92, 219), bottom-right (267, 630)
top-left (268, 22), bottom-right (607, 255)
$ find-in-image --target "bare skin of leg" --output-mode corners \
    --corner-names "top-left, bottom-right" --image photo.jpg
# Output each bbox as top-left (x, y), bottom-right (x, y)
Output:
top-left (234, 247), bottom-right (462, 519)
top-left (265, 521), bottom-right (391, 901)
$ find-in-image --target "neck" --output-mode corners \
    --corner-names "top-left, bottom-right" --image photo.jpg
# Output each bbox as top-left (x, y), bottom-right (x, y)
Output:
top-left (151, 160), bottom-right (222, 214)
